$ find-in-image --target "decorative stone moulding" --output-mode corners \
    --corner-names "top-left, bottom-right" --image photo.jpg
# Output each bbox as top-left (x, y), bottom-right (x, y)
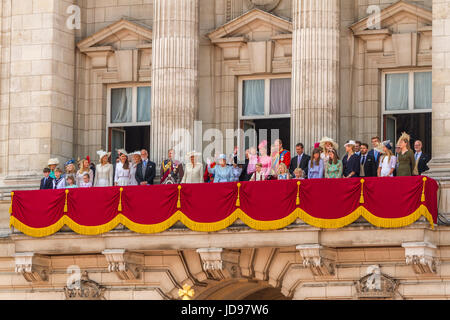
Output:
top-left (14, 252), bottom-right (50, 283)
top-left (196, 248), bottom-right (241, 281)
top-left (296, 244), bottom-right (336, 277)
top-left (402, 242), bottom-right (438, 274)
top-left (102, 249), bottom-right (144, 280)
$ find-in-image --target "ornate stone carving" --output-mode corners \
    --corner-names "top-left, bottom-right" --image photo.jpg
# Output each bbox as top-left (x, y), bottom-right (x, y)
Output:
top-left (355, 265), bottom-right (398, 299)
top-left (296, 244), bottom-right (336, 277)
top-left (64, 271), bottom-right (106, 300)
top-left (402, 242), bottom-right (437, 274)
top-left (245, 0), bottom-right (281, 12)
top-left (14, 252), bottom-right (50, 283)
top-left (196, 248), bottom-right (241, 281)
top-left (102, 249), bottom-right (144, 280)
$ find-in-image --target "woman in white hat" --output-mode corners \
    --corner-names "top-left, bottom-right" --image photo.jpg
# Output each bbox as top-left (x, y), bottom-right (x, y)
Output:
top-left (47, 158), bottom-right (60, 179)
top-left (181, 151), bottom-right (203, 184)
top-left (319, 137), bottom-right (339, 163)
top-left (94, 150), bottom-right (113, 187)
top-left (128, 151), bottom-right (142, 186)
top-left (114, 151), bottom-right (131, 186)
top-left (76, 158), bottom-right (94, 187)
top-left (377, 141), bottom-right (396, 177)
top-left (342, 140), bottom-right (360, 178)
top-left (207, 154), bottom-right (233, 183)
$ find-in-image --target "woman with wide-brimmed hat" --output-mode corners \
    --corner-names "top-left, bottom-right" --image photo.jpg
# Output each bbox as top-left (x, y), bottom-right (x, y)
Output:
top-left (94, 150), bottom-right (113, 187)
top-left (377, 141), bottom-right (396, 177)
top-left (181, 151), bottom-right (203, 184)
top-left (342, 140), bottom-right (360, 178)
top-left (128, 151), bottom-right (142, 186)
top-left (319, 137), bottom-right (339, 163)
top-left (47, 158), bottom-right (60, 179)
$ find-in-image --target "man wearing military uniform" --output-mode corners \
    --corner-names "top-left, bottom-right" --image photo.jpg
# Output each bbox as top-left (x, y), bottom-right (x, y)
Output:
top-left (160, 149), bottom-right (184, 184)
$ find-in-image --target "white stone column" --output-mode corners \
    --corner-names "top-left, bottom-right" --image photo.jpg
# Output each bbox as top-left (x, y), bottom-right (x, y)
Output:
top-left (151, 0), bottom-right (199, 165)
top-left (426, 0), bottom-right (450, 217)
top-left (291, 0), bottom-right (340, 153)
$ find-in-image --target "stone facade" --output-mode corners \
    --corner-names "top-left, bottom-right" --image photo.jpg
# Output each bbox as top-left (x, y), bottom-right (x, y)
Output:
top-left (0, 0), bottom-right (450, 300)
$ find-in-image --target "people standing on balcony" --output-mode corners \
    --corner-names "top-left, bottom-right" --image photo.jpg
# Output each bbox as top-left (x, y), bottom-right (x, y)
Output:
top-left (207, 154), bottom-right (233, 183)
top-left (239, 149), bottom-right (249, 181)
top-left (289, 142), bottom-right (311, 179)
top-left (114, 152), bottom-right (131, 186)
top-left (368, 136), bottom-right (381, 166)
top-left (246, 147), bottom-right (258, 180)
top-left (79, 173), bottom-right (93, 188)
top-left (181, 151), bottom-right (203, 184)
top-left (129, 152), bottom-right (141, 186)
top-left (135, 149), bottom-right (156, 185)
top-left (325, 149), bottom-right (343, 179)
top-left (47, 158), bottom-right (59, 179)
top-left (94, 150), bottom-right (113, 187)
top-left (258, 140), bottom-right (272, 179)
top-left (64, 159), bottom-right (76, 179)
top-left (308, 148), bottom-right (324, 179)
top-left (354, 141), bottom-right (362, 156)
top-left (250, 163), bottom-right (265, 181)
top-left (319, 137), bottom-right (338, 163)
top-left (40, 168), bottom-right (54, 190)
top-left (204, 153), bottom-right (216, 183)
top-left (161, 149), bottom-right (184, 184)
top-left (396, 132), bottom-right (416, 176)
top-left (359, 143), bottom-right (377, 177)
top-left (277, 163), bottom-right (290, 180)
top-left (65, 175), bottom-right (77, 188)
top-left (230, 159), bottom-right (243, 183)
top-left (53, 168), bottom-right (66, 189)
top-left (377, 141), bottom-right (396, 177)
top-left (76, 158), bottom-right (94, 187)
top-left (273, 139), bottom-right (291, 171)
top-left (414, 140), bottom-right (431, 175)
top-left (292, 168), bottom-right (305, 180)
top-left (342, 140), bottom-right (360, 178)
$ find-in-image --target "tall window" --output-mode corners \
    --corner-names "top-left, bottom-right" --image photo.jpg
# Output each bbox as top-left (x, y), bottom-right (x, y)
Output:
top-left (382, 70), bottom-right (432, 155)
top-left (239, 76), bottom-right (291, 119)
top-left (107, 84), bottom-right (151, 162)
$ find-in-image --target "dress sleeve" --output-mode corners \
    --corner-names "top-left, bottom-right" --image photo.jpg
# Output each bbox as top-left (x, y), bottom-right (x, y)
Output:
top-left (94, 165), bottom-right (98, 186)
top-left (318, 160), bottom-right (324, 178)
top-left (89, 170), bottom-right (94, 185)
top-left (109, 164), bottom-right (113, 186)
top-left (338, 161), bottom-right (343, 178)
top-left (199, 164), bottom-right (204, 183)
top-left (114, 166), bottom-right (119, 183)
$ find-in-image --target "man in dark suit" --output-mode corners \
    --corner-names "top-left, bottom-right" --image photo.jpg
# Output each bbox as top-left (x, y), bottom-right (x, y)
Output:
top-left (289, 143), bottom-right (311, 178)
top-left (136, 149), bottom-right (156, 185)
top-left (367, 136), bottom-right (381, 167)
top-left (414, 140), bottom-right (431, 175)
top-left (359, 143), bottom-right (377, 177)
top-left (40, 168), bottom-right (54, 190)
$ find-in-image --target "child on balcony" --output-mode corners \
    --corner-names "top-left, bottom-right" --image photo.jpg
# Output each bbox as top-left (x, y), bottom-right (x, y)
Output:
top-left (53, 168), bottom-right (66, 189)
top-left (65, 175), bottom-right (77, 188)
top-left (250, 163), bottom-right (265, 181)
top-left (79, 173), bottom-right (92, 188)
top-left (293, 168), bottom-right (305, 180)
top-left (277, 163), bottom-right (290, 180)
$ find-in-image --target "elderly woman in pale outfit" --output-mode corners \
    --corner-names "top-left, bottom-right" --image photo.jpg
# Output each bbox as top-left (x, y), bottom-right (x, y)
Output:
top-left (181, 151), bottom-right (203, 184)
top-left (207, 154), bottom-right (233, 183)
top-left (128, 151), bottom-right (141, 186)
top-left (94, 150), bottom-right (113, 187)
top-left (76, 158), bottom-right (94, 187)
top-left (114, 152), bottom-right (132, 186)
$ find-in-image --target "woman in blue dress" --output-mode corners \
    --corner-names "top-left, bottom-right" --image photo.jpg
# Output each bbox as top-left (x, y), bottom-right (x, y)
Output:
top-left (207, 154), bottom-right (233, 183)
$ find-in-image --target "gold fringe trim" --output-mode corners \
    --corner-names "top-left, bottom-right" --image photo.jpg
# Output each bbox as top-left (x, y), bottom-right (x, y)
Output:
top-left (421, 177), bottom-right (427, 202)
top-left (296, 181), bottom-right (300, 206)
top-left (9, 192), bottom-right (13, 215)
top-left (118, 187), bottom-right (123, 212)
top-left (177, 185), bottom-right (182, 209)
top-left (9, 205), bottom-right (436, 237)
top-left (64, 189), bottom-right (69, 213)
top-left (360, 179), bottom-right (365, 204)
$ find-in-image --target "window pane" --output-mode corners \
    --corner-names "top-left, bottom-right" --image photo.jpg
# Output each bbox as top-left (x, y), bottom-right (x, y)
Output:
top-left (386, 73), bottom-right (409, 111)
top-left (414, 72), bottom-right (432, 110)
top-left (243, 80), bottom-right (265, 116)
top-left (137, 86), bottom-right (151, 122)
top-left (270, 78), bottom-right (291, 115)
top-left (111, 88), bottom-right (132, 123)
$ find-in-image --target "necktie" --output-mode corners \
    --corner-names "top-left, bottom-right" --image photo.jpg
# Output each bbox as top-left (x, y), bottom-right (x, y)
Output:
top-left (297, 155), bottom-right (301, 168)
top-left (415, 153), bottom-right (419, 161)
top-left (142, 160), bottom-right (147, 177)
top-left (362, 156), bottom-right (366, 166)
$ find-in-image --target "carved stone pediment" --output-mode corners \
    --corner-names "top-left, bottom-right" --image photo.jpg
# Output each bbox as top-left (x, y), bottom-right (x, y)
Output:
top-left (245, 0), bottom-right (281, 12)
top-left (14, 252), bottom-right (50, 283)
top-left (296, 244), bottom-right (336, 277)
top-left (64, 271), bottom-right (106, 300)
top-left (355, 265), bottom-right (398, 299)
top-left (350, 1), bottom-right (432, 34)
top-left (208, 9), bottom-right (292, 74)
top-left (197, 248), bottom-right (241, 281)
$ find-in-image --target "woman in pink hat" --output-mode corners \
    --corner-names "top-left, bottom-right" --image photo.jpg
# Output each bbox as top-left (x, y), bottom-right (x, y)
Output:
top-left (258, 140), bottom-right (272, 179)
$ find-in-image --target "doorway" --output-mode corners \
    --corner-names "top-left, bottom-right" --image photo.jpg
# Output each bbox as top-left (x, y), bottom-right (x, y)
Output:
top-left (383, 113), bottom-right (431, 155)
top-left (240, 118), bottom-right (290, 152)
top-left (108, 125), bottom-right (150, 163)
